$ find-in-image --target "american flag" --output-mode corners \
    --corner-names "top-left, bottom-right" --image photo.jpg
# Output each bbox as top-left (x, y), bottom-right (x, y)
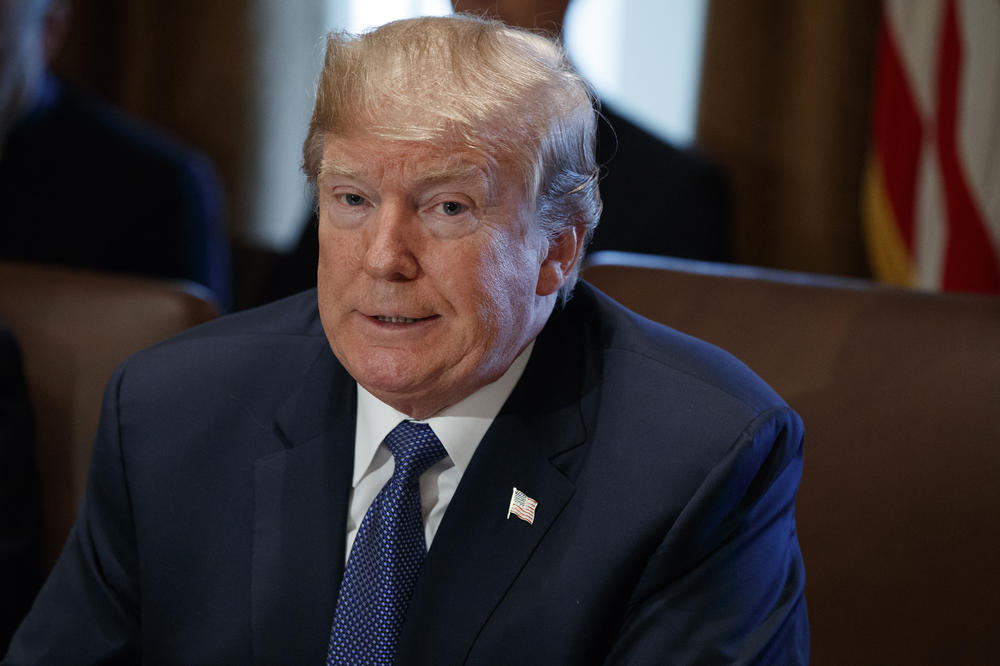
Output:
top-left (862, 0), bottom-right (999, 293)
top-left (507, 487), bottom-right (538, 525)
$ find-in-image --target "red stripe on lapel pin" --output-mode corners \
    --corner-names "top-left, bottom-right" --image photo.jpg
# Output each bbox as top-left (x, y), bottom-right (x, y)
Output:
top-left (507, 487), bottom-right (538, 524)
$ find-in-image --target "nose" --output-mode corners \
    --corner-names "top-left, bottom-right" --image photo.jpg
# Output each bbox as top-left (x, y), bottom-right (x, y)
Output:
top-left (362, 202), bottom-right (420, 281)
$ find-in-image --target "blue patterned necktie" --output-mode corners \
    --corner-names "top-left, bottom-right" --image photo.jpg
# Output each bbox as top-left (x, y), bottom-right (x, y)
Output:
top-left (327, 420), bottom-right (448, 665)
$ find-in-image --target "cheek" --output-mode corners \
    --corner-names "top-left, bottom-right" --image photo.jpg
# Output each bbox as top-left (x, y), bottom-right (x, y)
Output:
top-left (317, 225), bottom-right (361, 282)
top-left (486, 227), bottom-right (542, 294)
top-left (464, 236), bottom-right (540, 330)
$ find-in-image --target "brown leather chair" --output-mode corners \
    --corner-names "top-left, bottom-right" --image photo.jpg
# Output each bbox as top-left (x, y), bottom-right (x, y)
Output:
top-left (583, 251), bottom-right (1000, 665)
top-left (0, 262), bottom-right (218, 568)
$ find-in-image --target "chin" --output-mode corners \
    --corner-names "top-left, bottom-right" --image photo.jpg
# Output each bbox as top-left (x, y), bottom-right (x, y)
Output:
top-left (348, 349), bottom-right (434, 396)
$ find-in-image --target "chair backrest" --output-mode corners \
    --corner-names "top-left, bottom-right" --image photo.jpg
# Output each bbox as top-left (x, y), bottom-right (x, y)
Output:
top-left (0, 262), bottom-right (218, 568)
top-left (583, 251), bottom-right (1000, 664)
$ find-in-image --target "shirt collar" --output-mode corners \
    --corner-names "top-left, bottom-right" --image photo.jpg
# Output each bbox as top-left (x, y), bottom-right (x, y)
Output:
top-left (352, 341), bottom-right (535, 487)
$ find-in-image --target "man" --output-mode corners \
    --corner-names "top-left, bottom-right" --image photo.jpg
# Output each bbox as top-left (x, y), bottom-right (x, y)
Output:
top-left (0, 0), bottom-right (232, 308)
top-left (5, 15), bottom-right (807, 664)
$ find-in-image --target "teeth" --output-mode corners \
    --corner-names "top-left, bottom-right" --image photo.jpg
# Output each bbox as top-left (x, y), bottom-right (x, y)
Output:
top-left (376, 315), bottom-right (420, 323)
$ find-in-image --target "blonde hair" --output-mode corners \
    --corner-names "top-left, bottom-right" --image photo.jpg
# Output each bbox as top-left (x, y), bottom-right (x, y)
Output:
top-left (302, 14), bottom-right (601, 298)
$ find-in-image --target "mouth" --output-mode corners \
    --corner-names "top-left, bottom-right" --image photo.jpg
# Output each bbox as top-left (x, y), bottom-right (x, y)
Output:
top-left (374, 315), bottom-right (425, 324)
top-left (366, 313), bottom-right (439, 325)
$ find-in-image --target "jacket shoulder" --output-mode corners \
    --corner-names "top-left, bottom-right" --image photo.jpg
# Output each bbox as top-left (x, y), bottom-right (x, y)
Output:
top-left (575, 282), bottom-right (786, 417)
top-left (114, 290), bottom-right (328, 407)
top-left (164, 289), bottom-right (323, 344)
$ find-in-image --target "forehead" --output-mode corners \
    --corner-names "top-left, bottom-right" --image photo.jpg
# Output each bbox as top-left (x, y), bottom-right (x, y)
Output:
top-left (319, 132), bottom-right (513, 196)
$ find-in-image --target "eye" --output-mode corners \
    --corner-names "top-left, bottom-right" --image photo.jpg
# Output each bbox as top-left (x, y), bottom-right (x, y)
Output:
top-left (341, 193), bottom-right (367, 207)
top-left (439, 201), bottom-right (465, 216)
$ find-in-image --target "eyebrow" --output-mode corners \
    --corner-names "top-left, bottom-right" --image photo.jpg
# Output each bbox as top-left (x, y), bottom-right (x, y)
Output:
top-left (318, 159), bottom-right (364, 180)
top-left (318, 159), bottom-right (497, 201)
top-left (418, 164), bottom-right (495, 197)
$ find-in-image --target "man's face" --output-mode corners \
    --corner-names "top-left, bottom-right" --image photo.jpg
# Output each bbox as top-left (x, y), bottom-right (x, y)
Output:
top-left (316, 132), bottom-right (570, 418)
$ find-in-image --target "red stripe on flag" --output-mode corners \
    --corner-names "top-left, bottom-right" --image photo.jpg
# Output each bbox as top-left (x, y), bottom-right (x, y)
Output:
top-left (872, 15), bottom-right (925, 253)
top-left (935, 0), bottom-right (1000, 292)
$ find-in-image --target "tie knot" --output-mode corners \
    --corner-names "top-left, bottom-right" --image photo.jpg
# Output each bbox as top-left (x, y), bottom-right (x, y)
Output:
top-left (384, 420), bottom-right (447, 482)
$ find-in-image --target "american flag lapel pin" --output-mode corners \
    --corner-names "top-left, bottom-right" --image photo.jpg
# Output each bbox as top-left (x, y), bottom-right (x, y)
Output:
top-left (507, 487), bottom-right (538, 525)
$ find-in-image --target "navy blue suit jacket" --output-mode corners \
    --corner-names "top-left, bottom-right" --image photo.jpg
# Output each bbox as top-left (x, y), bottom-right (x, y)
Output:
top-left (4, 284), bottom-right (807, 664)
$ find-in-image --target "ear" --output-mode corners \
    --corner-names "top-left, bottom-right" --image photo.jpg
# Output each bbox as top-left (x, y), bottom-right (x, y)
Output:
top-left (536, 224), bottom-right (586, 297)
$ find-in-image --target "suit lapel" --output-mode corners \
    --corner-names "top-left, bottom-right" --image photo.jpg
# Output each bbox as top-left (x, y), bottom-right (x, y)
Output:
top-left (397, 297), bottom-right (601, 663)
top-left (251, 346), bottom-right (357, 665)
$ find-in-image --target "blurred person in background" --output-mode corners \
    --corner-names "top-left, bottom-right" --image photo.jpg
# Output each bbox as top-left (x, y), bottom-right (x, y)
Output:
top-left (0, 0), bottom-right (232, 309)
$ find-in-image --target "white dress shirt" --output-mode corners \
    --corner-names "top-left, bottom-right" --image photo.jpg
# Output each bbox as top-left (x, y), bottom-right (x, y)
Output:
top-left (345, 342), bottom-right (534, 560)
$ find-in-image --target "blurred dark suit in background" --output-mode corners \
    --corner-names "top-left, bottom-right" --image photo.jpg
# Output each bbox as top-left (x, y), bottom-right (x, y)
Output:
top-left (0, 75), bottom-right (232, 308)
top-left (0, 0), bottom-right (232, 309)
top-left (0, 326), bottom-right (42, 655)
top-left (589, 105), bottom-right (729, 260)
